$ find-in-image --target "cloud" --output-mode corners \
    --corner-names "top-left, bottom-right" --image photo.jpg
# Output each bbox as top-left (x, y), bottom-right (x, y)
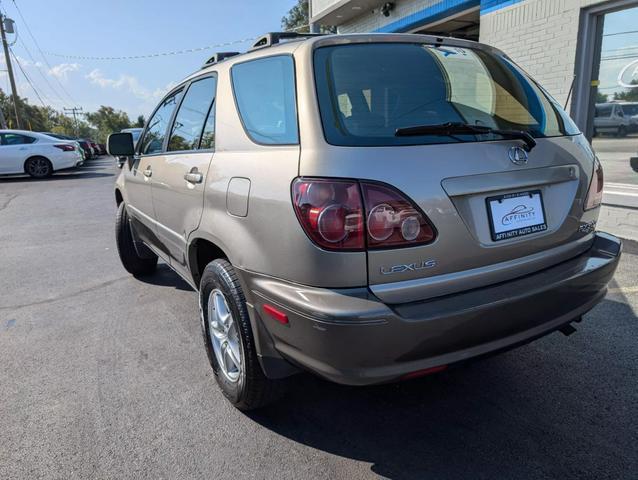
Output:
top-left (14, 55), bottom-right (43, 68)
top-left (48, 63), bottom-right (80, 80)
top-left (85, 68), bottom-right (169, 101)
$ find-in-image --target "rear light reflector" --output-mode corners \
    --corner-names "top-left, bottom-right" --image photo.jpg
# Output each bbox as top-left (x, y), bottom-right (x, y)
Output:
top-left (584, 157), bottom-right (604, 211)
top-left (54, 144), bottom-right (75, 152)
top-left (292, 178), bottom-right (436, 251)
top-left (262, 304), bottom-right (289, 325)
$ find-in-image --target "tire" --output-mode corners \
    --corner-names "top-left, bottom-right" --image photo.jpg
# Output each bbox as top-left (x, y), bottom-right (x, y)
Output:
top-left (200, 259), bottom-right (284, 410)
top-left (25, 156), bottom-right (53, 178)
top-left (617, 126), bottom-right (627, 137)
top-left (115, 202), bottom-right (158, 276)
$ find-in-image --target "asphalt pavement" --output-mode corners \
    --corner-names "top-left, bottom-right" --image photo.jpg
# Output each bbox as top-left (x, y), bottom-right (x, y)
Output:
top-left (0, 157), bottom-right (636, 480)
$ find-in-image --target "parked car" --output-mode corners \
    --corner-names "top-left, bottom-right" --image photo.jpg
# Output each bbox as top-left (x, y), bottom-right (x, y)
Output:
top-left (77, 139), bottom-right (94, 160)
top-left (594, 103), bottom-right (631, 136)
top-left (88, 140), bottom-right (101, 156)
top-left (108, 33), bottom-right (621, 410)
top-left (616, 102), bottom-right (638, 132)
top-left (40, 132), bottom-right (85, 166)
top-left (0, 129), bottom-right (82, 177)
top-left (120, 127), bottom-right (143, 144)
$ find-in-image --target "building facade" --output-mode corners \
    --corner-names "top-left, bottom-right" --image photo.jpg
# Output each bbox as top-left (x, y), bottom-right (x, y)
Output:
top-left (310, 0), bottom-right (638, 137)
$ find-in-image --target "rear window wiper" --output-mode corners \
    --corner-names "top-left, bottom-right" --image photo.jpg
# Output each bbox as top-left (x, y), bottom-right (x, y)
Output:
top-left (395, 122), bottom-right (537, 152)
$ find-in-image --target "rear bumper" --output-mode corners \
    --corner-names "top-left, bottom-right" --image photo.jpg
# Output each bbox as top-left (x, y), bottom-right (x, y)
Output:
top-left (241, 232), bottom-right (621, 385)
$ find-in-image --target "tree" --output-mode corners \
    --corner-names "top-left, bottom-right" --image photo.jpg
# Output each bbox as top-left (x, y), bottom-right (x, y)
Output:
top-left (135, 115), bottom-right (146, 128)
top-left (596, 91), bottom-right (609, 103)
top-left (282, 0), bottom-right (309, 33)
top-left (0, 87), bottom-right (136, 141)
top-left (613, 81), bottom-right (638, 102)
top-left (281, 0), bottom-right (335, 33)
top-left (85, 106), bottom-right (131, 143)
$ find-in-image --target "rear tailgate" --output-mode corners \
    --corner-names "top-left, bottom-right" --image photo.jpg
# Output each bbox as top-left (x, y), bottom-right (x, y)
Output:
top-left (299, 135), bottom-right (597, 303)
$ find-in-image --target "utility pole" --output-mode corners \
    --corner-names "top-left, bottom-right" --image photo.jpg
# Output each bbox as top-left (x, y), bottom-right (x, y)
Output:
top-left (0, 96), bottom-right (6, 128)
top-left (0, 11), bottom-right (20, 129)
top-left (64, 107), bottom-right (83, 136)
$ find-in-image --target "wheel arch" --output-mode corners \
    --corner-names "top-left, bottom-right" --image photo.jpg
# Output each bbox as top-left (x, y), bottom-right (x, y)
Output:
top-left (23, 155), bottom-right (52, 173)
top-left (114, 188), bottom-right (124, 206)
top-left (188, 236), bottom-right (230, 288)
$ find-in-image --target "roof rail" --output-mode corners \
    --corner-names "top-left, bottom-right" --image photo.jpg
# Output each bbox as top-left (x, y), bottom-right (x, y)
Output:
top-left (249, 32), bottom-right (325, 52)
top-left (201, 51), bottom-right (240, 69)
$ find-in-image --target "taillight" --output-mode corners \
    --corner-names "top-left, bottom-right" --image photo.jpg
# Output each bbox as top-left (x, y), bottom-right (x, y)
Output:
top-left (292, 179), bottom-right (364, 251)
top-left (361, 182), bottom-right (436, 249)
top-left (54, 144), bottom-right (75, 152)
top-left (292, 178), bottom-right (436, 251)
top-left (584, 157), bottom-right (604, 210)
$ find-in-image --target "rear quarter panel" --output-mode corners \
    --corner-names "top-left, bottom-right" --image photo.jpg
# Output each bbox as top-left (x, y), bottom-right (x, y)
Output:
top-left (191, 58), bottom-right (368, 288)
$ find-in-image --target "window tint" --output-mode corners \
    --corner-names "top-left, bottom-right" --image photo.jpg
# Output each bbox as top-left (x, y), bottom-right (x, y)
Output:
top-left (314, 44), bottom-right (579, 147)
top-left (168, 76), bottom-right (217, 151)
top-left (596, 105), bottom-right (612, 117)
top-left (232, 55), bottom-right (298, 144)
top-left (140, 90), bottom-right (182, 154)
top-left (1, 133), bottom-right (36, 145)
top-left (622, 104), bottom-right (638, 116)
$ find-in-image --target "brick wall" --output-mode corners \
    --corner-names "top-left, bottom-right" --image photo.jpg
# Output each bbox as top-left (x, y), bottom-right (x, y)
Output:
top-left (479, 0), bottom-right (608, 107)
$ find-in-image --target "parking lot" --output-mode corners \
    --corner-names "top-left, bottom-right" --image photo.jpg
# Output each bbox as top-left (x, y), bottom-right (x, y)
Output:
top-left (0, 157), bottom-right (637, 480)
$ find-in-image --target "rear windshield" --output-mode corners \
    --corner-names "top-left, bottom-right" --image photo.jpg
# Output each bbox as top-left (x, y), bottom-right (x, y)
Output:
top-left (314, 43), bottom-right (579, 147)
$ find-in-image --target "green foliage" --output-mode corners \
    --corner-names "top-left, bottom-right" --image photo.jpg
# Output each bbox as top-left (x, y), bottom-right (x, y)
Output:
top-left (85, 106), bottom-right (132, 143)
top-left (0, 87), bottom-right (138, 142)
top-left (282, 0), bottom-right (309, 33)
top-left (596, 91), bottom-right (609, 103)
top-left (281, 0), bottom-right (336, 33)
top-left (613, 81), bottom-right (638, 102)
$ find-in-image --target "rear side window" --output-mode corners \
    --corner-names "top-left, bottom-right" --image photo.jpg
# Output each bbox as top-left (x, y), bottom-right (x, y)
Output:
top-left (231, 55), bottom-right (298, 145)
top-left (140, 89), bottom-right (182, 155)
top-left (595, 105), bottom-right (612, 117)
top-left (168, 76), bottom-right (217, 152)
top-left (1, 133), bottom-right (36, 145)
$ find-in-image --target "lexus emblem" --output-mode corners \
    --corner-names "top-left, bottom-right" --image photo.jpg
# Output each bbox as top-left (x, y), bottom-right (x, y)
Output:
top-left (509, 146), bottom-right (529, 165)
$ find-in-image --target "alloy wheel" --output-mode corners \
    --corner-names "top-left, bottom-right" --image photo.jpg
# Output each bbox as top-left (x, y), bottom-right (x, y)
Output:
top-left (27, 158), bottom-right (50, 177)
top-left (207, 289), bottom-right (242, 382)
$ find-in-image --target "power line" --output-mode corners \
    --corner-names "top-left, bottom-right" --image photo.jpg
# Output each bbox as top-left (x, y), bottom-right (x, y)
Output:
top-left (39, 24), bottom-right (311, 61)
top-left (10, 0), bottom-right (78, 105)
top-left (43, 37), bottom-right (257, 61)
top-left (15, 35), bottom-right (69, 107)
top-left (10, 46), bottom-right (48, 107)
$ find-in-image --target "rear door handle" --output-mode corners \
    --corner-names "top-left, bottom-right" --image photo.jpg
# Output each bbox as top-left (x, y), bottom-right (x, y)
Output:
top-left (143, 167), bottom-right (152, 178)
top-left (184, 172), bottom-right (203, 184)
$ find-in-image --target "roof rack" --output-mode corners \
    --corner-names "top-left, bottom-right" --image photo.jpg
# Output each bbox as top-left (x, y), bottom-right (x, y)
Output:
top-left (249, 32), bottom-right (325, 52)
top-left (201, 51), bottom-right (241, 69)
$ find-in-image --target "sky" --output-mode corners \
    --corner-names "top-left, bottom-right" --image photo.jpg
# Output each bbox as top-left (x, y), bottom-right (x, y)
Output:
top-left (0, 0), bottom-right (299, 119)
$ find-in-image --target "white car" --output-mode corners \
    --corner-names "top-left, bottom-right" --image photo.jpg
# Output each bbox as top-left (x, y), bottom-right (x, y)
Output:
top-left (0, 130), bottom-right (83, 178)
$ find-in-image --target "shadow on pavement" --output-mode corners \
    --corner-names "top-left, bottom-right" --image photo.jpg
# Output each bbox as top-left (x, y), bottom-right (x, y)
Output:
top-left (0, 172), bottom-right (114, 183)
top-left (135, 263), bottom-right (193, 292)
top-left (248, 297), bottom-right (637, 479)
